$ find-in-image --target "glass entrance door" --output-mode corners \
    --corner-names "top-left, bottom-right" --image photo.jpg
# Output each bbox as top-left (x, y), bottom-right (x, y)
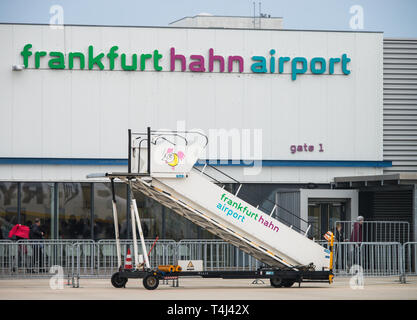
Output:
top-left (308, 200), bottom-right (346, 240)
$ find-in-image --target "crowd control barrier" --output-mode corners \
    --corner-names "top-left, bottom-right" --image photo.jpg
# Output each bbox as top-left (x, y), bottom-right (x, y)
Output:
top-left (403, 242), bottom-right (417, 276)
top-left (334, 221), bottom-right (409, 244)
top-left (0, 239), bottom-right (415, 285)
top-left (177, 240), bottom-right (261, 271)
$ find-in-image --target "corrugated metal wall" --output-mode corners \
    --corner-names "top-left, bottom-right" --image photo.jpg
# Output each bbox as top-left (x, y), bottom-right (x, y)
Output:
top-left (383, 38), bottom-right (417, 173)
top-left (359, 190), bottom-right (413, 243)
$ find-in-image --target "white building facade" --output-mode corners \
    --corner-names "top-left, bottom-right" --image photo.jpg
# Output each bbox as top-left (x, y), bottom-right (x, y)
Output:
top-left (0, 21), bottom-right (415, 242)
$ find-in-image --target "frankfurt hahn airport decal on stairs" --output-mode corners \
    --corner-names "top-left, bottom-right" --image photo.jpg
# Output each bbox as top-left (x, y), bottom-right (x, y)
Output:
top-left (217, 193), bottom-right (279, 232)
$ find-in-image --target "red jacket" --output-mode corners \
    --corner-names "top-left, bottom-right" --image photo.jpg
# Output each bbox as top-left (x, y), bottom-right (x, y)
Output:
top-left (350, 222), bottom-right (363, 242)
top-left (8, 224), bottom-right (30, 239)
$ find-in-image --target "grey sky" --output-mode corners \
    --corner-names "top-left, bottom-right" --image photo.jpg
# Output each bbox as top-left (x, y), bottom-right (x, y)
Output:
top-left (0, 0), bottom-right (416, 37)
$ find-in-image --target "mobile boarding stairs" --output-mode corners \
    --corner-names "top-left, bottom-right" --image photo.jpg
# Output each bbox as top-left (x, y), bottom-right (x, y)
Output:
top-left (87, 128), bottom-right (334, 290)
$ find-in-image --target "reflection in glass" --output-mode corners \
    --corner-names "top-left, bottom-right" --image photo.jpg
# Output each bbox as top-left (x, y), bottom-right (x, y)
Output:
top-left (308, 202), bottom-right (345, 240)
top-left (308, 204), bottom-right (321, 240)
top-left (94, 183), bottom-right (127, 240)
top-left (58, 183), bottom-right (91, 239)
top-left (163, 204), bottom-right (216, 241)
top-left (0, 182), bottom-right (19, 239)
top-left (132, 189), bottom-right (216, 241)
top-left (20, 183), bottom-right (52, 239)
top-left (132, 190), bottom-right (163, 240)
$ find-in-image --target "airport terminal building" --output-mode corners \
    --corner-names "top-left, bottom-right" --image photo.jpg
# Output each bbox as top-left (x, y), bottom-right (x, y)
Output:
top-left (0, 16), bottom-right (416, 242)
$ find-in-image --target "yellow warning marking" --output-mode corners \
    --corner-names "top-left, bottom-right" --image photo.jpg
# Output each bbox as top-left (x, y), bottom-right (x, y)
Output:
top-left (186, 261), bottom-right (195, 271)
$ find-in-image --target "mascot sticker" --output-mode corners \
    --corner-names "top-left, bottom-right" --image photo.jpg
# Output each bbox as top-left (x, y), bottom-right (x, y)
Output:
top-left (162, 148), bottom-right (185, 169)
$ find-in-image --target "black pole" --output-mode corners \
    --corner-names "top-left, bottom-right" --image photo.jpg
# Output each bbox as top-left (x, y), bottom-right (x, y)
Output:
top-left (90, 182), bottom-right (94, 240)
top-left (147, 126), bottom-right (151, 174)
top-left (128, 129), bottom-right (132, 173)
top-left (53, 182), bottom-right (58, 239)
top-left (17, 182), bottom-right (21, 224)
top-left (127, 183), bottom-right (131, 240)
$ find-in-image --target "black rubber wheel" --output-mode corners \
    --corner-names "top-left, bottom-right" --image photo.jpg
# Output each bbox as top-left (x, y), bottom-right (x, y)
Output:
top-left (281, 279), bottom-right (295, 288)
top-left (143, 274), bottom-right (159, 290)
top-left (111, 272), bottom-right (128, 288)
top-left (270, 277), bottom-right (283, 288)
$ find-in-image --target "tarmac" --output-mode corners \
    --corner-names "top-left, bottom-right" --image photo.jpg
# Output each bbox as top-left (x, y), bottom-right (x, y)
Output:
top-left (0, 276), bottom-right (416, 300)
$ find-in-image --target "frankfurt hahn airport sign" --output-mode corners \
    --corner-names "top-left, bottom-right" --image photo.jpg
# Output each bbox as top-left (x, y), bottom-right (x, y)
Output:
top-left (20, 44), bottom-right (351, 80)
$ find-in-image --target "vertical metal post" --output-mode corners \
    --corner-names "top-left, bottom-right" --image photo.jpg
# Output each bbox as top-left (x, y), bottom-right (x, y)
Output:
top-left (49, 183), bottom-right (54, 238)
top-left (147, 127), bottom-right (151, 175)
top-left (413, 184), bottom-right (417, 243)
top-left (90, 183), bottom-right (94, 240)
top-left (17, 182), bottom-right (21, 224)
top-left (54, 182), bottom-right (59, 239)
top-left (216, 242), bottom-right (219, 270)
top-left (128, 129), bottom-right (132, 174)
top-left (110, 179), bottom-right (122, 268)
top-left (130, 200), bottom-right (140, 268)
top-left (132, 197), bottom-right (150, 269)
top-left (127, 184), bottom-right (131, 240)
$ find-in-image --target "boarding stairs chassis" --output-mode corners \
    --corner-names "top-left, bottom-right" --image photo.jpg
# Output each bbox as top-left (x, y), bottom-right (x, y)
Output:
top-left (113, 173), bottom-right (331, 274)
top-left (113, 268), bottom-right (332, 290)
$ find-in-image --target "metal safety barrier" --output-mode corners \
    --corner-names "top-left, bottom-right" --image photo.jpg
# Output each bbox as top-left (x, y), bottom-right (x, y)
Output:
top-left (0, 240), bottom-right (95, 279)
top-left (16, 240), bottom-right (94, 278)
top-left (0, 240), bottom-right (14, 276)
top-left (331, 241), bottom-right (405, 279)
top-left (360, 242), bottom-right (403, 276)
top-left (334, 221), bottom-right (409, 244)
top-left (94, 239), bottom-right (177, 276)
top-left (403, 242), bottom-right (417, 275)
top-left (0, 239), bottom-right (415, 283)
top-left (177, 240), bottom-right (262, 271)
top-left (332, 242), bottom-right (362, 275)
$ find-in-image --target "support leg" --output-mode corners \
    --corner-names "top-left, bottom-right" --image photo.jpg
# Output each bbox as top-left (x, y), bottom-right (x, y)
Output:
top-left (131, 197), bottom-right (151, 269)
top-left (111, 179), bottom-right (122, 269)
top-left (130, 201), bottom-right (140, 268)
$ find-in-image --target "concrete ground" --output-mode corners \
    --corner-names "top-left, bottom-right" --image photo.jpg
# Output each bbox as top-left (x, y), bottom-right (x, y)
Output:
top-left (0, 276), bottom-right (416, 300)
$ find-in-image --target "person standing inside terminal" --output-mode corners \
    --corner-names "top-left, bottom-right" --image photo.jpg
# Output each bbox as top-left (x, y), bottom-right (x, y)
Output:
top-left (30, 218), bottom-right (45, 272)
top-left (349, 216), bottom-right (364, 268)
top-left (334, 223), bottom-right (346, 271)
top-left (350, 216), bottom-right (364, 243)
top-left (335, 223), bottom-right (345, 242)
